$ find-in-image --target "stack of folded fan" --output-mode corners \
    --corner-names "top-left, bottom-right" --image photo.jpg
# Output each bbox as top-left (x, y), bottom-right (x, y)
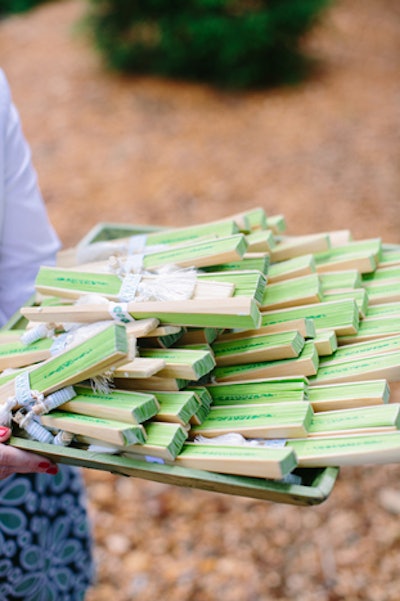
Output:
top-left (2, 207), bottom-right (400, 503)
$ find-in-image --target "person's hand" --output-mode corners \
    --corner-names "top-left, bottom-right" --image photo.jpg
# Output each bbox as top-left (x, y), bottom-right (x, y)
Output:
top-left (0, 426), bottom-right (58, 480)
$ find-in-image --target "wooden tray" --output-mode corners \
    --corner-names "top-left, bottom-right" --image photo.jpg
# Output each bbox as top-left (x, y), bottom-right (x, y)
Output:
top-left (10, 436), bottom-right (338, 506)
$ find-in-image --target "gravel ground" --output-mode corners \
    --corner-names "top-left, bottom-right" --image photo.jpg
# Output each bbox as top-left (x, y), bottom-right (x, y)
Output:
top-left (1, 1), bottom-right (400, 599)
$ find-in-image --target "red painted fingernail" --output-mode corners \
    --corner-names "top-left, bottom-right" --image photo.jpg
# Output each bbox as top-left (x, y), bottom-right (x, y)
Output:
top-left (0, 426), bottom-right (10, 436)
top-left (38, 461), bottom-right (52, 470)
top-left (38, 462), bottom-right (58, 475)
top-left (45, 465), bottom-right (58, 475)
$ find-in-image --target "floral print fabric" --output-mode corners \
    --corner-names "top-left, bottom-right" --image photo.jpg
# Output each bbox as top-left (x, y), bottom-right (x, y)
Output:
top-left (0, 465), bottom-right (94, 601)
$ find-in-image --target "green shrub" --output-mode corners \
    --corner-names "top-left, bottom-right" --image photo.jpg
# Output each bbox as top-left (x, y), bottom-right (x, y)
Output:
top-left (0, 0), bottom-right (50, 16)
top-left (85, 0), bottom-right (332, 88)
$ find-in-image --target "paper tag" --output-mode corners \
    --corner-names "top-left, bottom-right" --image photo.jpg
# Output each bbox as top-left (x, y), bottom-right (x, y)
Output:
top-left (50, 333), bottom-right (69, 355)
top-left (124, 254), bottom-right (145, 275)
top-left (20, 323), bottom-right (50, 346)
top-left (44, 386), bottom-right (76, 411)
top-left (118, 273), bottom-right (142, 301)
top-left (14, 372), bottom-right (34, 406)
top-left (108, 302), bottom-right (135, 324)
top-left (128, 234), bottom-right (148, 254)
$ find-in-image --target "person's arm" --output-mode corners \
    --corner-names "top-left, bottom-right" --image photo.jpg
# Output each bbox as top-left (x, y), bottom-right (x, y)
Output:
top-left (0, 70), bottom-right (59, 477)
top-left (0, 70), bottom-right (60, 325)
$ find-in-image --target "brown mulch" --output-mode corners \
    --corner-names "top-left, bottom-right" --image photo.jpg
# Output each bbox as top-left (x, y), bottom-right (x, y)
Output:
top-left (1, 1), bottom-right (400, 599)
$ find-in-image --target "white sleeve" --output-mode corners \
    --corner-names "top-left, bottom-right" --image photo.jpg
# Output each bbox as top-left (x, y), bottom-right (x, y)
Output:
top-left (0, 72), bottom-right (60, 326)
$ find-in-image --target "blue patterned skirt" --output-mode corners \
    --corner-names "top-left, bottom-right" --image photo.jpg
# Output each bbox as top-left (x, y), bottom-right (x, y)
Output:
top-left (0, 465), bottom-right (94, 601)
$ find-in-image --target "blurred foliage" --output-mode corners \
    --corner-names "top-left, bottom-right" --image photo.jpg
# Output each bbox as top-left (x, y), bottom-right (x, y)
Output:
top-left (85, 0), bottom-right (332, 89)
top-left (0, 0), bottom-right (49, 16)
top-left (0, 0), bottom-right (332, 89)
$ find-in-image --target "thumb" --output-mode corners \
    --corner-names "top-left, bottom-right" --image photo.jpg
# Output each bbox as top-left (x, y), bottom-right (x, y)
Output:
top-left (0, 427), bottom-right (11, 443)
